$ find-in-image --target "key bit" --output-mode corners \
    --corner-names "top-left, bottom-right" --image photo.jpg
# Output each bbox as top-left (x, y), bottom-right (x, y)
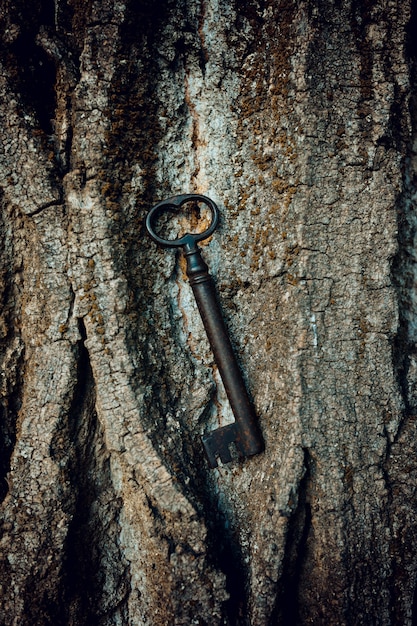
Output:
top-left (146, 194), bottom-right (264, 468)
top-left (201, 423), bottom-right (238, 467)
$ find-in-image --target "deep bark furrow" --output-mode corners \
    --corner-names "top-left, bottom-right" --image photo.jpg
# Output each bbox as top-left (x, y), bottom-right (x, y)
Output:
top-left (0, 198), bottom-right (23, 505)
top-left (384, 2), bottom-right (417, 624)
top-left (57, 324), bottom-right (130, 625)
top-left (272, 448), bottom-right (312, 626)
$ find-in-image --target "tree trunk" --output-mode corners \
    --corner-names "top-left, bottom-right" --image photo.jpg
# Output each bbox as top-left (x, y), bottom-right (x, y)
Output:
top-left (1, 0), bottom-right (417, 624)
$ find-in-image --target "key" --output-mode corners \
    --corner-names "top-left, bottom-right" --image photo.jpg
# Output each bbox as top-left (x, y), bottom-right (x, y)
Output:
top-left (146, 194), bottom-right (264, 468)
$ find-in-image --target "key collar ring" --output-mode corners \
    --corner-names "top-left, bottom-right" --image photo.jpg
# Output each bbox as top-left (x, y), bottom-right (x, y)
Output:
top-left (146, 193), bottom-right (219, 248)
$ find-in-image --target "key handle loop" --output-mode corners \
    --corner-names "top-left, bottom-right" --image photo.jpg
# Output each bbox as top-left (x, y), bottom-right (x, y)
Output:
top-left (146, 193), bottom-right (219, 248)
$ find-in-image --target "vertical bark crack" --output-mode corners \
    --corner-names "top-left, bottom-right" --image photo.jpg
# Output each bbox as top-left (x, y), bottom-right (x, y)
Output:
top-left (55, 319), bottom-right (130, 625)
top-left (271, 449), bottom-right (312, 626)
top-left (0, 348), bottom-right (22, 503)
top-left (384, 5), bottom-right (417, 622)
top-left (215, 519), bottom-right (248, 625)
top-left (0, 198), bottom-right (23, 504)
top-left (391, 0), bottom-right (417, 426)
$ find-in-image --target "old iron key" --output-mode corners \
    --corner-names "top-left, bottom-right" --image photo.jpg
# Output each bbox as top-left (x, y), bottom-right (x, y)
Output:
top-left (146, 193), bottom-right (264, 468)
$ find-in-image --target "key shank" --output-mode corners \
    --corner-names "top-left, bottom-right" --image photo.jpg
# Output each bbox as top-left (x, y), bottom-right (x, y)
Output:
top-left (183, 239), bottom-right (264, 460)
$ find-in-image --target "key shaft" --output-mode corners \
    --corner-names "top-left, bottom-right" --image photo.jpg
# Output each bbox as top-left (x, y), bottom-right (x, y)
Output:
top-left (183, 238), bottom-right (264, 464)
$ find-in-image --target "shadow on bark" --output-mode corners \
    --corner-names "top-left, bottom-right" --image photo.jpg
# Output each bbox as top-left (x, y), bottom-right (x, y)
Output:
top-left (269, 450), bottom-right (312, 626)
top-left (51, 321), bottom-right (129, 625)
top-left (0, 199), bottom-right (23, 504)
top-left (391, 0), bottom-right (417, 419)
top-left (388, 0), bottom-right (417, 623)
top-left (1, 0), bottom-right (56, 135)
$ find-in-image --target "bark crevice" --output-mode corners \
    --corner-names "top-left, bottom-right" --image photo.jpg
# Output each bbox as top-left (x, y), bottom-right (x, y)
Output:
top-left (206, 502), bottom-right (249, 625)
top-left (55, 320), bottom-right (130, 625)
top-left (0, 345), bottom-right (22, 504)
top-left (391, 0), bottom-right (417, 425)
top-left (4, 1), bottom-right (57, 136)
top-left (0, 198), bottom-right (23, 504)
top-left (271, 449), bottom-right (312, 626)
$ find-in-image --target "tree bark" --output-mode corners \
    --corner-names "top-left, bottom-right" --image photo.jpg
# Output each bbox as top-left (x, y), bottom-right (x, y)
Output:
top-left (1, 0), bottom-right (417, 624)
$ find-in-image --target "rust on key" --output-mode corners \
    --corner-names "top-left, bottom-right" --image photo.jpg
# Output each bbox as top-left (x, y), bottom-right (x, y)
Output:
top-left (146, 194), bottom-right (264, 468)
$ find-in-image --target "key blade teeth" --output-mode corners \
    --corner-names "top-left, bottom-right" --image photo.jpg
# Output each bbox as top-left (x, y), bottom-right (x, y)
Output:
top-left (218, 447), bottom-right (233, 465)
top-left (201, 440), bottom-right (220, 468)
top-left (201, 423), bottom-right (238, 468)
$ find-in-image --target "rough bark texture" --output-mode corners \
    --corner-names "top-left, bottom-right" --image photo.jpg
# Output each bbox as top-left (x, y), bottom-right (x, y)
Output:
top-left (1, 0), bottom-right (417, 624)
